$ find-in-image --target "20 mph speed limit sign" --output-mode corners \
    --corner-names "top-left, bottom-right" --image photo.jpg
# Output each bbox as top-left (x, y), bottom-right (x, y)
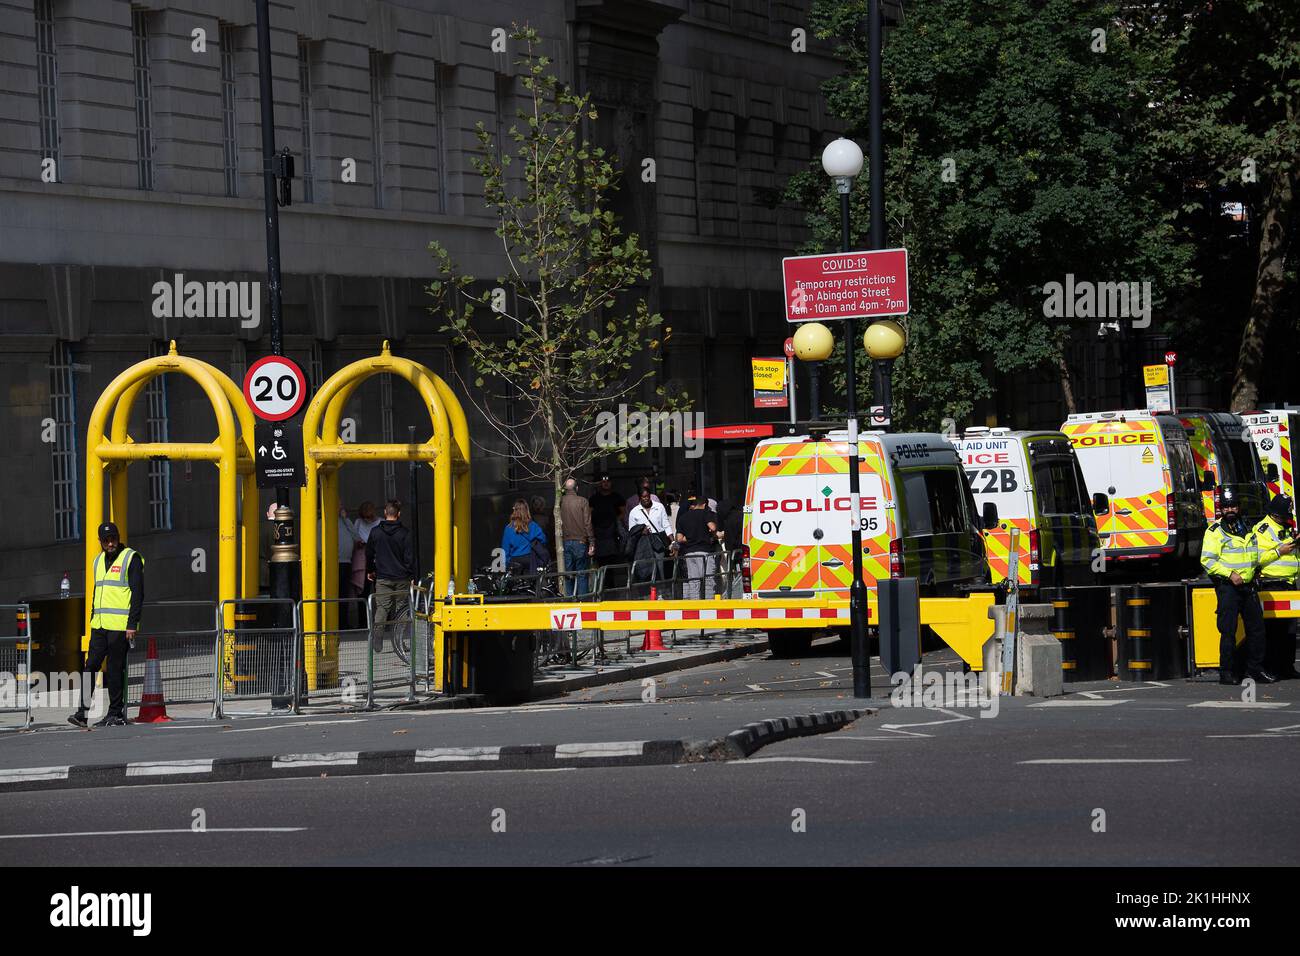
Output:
top-left (243, 356), bottom-right (307, 421)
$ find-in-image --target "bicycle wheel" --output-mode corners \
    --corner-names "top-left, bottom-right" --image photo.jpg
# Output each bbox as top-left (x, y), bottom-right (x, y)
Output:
top-left (391, 621), bottom-right (412, 665)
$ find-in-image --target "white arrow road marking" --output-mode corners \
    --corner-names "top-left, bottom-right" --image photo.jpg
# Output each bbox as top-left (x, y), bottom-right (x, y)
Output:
top-left (880, 708), bottom-right (974, 735)
top-left (0, 827), bottom-right (306, 840)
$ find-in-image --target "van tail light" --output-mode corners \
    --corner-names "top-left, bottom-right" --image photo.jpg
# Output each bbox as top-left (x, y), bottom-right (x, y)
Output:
top-left (1028, 529), bottom-right (1041, 574)
top-left (740, 545), bottom-right (752, 595)
top-left (1166, 495), bottom-right (1175, 529)
top-left (1213, 486), bottom-right (1221, 520)
top-left (889, 538), bottom-right (902, 579)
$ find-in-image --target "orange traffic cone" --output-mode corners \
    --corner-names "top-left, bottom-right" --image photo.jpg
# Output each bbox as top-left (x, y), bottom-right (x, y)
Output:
top-left (643, 585), bottom-right (666, 651)
top-left (134, 636), bottom-right (172, 723)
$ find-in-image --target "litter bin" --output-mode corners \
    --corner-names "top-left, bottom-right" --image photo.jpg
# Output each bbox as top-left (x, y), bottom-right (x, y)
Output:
top-left (22, 594), bottom-right (86, 677)
top-left (471, 631), bottom-right (535, 705)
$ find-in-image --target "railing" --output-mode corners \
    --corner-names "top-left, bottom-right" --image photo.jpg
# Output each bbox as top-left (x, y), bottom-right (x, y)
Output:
top-left (125, 600), bottom-right (220, 708)
top-left (214, 597), bottom-right (299, 718)
top-left (0, 604), bottom-right (31, 730)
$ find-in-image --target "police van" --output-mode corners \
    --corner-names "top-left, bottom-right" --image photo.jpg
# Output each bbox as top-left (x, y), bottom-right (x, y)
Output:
top-left (947, 427), bottom-right (1104, 592)
top-left (1243, 408), bottom-right (1298, 522)
top-left (1177, 410), bottom-right (1272, 525)
top-left (740, 430), bottom-right (990, 656)
top-left (1061, 410), bottom-right (1206, 575)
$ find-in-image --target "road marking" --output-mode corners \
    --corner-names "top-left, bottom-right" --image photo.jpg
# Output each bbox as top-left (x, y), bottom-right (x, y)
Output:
top-left (738, 756), bottom-right (873, 765)
top-left (126, 759), bottom-right (214, 777)
top-left (415, 747), bottom-right (500, 763)
top-left (816, 671), bottom-right (837, 679)
top-left (828, 735), bottom-right (922, 741)
top-left (0, 766), bottom-right (69, 783)
top-left (227, 719), bottom-right (369, 733)
top-left (746, 684), bottom-right (764, 692)
top-left (1187, 701), bottom-right (1290, 709)
top-left (1028, 699), bottom-right (1130, 707)
top-left (1206, 734), bottom-right (1300, 739)
top-left (271, 752), bottom-right (360, 768)
top-left (556, 741), bottom-right (646, 759)
top-left (1267, 723), bottom-right (1300, 733)
top-left (1019, 758), bottom-right (1189, 764)
top-left (881, 708), bottom-right (974, 731)
top-left (0, 827), bottom-right (306, 840)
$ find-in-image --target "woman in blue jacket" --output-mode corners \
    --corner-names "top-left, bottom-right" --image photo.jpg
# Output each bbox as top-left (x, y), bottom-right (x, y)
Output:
top-left (501, 498), bottom-right (549, 573)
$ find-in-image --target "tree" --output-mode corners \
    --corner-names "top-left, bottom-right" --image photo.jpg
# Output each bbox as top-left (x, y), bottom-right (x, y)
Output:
top-left (1133, 1), bottom-right (1300, 411)
top-left (428, 27), bottom-right (674, 570)
top-left (789, 0), bottom-right (1192, 428)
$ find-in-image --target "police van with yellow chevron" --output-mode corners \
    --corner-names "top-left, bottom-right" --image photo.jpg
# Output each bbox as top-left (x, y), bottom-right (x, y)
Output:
top-left (741, 429), bottom-right (990, 657)
top-left (947, 427), bottom-right (1104, 594)
top-left (1243, 408), bottom-right (1298, 523)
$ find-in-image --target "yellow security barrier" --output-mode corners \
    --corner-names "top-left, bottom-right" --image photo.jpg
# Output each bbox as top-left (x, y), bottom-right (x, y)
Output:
top-left (300, 341), bottom-right (470, 690)
top-left (84, 342), bottom-right (259, 648)
top-left (1191, 587), bottom-right (1300, 668)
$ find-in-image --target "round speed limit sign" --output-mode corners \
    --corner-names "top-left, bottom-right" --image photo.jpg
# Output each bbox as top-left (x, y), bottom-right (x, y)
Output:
top-left (243, 355), bottom-right (307, 421)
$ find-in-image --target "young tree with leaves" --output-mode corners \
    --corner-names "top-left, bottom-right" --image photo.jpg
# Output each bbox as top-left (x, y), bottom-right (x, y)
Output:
top-left (428, 26), bottom-right (675, 571)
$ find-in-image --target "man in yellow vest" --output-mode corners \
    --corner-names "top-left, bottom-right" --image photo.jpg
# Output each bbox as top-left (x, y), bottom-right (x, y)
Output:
top-left (1201, 487), bottom-right (1276, 685)
top-left (69, 522), bottom-right (144, 728)
top-left (1255, 494), bottom-right (1300, 679)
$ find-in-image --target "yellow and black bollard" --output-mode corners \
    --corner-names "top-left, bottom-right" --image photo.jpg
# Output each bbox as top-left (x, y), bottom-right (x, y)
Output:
top-left (1125, 585), bottom-right (1152, 680)
top-left (1049, 588), bottom-right (1077, 680)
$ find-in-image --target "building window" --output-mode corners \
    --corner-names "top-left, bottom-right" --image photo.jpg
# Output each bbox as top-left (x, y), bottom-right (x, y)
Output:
top-left (380, 372), bottom-right (396, 500)
top-left (49, 342), bottom-right (80, 542)
top-left (145, 342), bottom-right (173, 531)
top-left (131, 8), bottom-right (154, 190)
top-left (369, 51), bottom-right (387, 208)
top-left (35, 0), bottom-right (59, 176)
top-left (298, 41), bottom-right (315, 203)
top-left (219, 24), bottom-right (238, 197)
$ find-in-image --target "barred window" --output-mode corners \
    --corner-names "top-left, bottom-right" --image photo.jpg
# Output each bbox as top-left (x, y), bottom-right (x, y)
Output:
top-left (131, 8), bottom-right (154, 190)
top-left (145, 342), bottom-right (173, 531)
top-left (49, 342), bottom-right (80, 542)
top-left (369, 51), bottom-right (386, 208)
top-left (35, 0), bottom-right (60, 174)
top-left (219, 24), bottom-right (238, 197)
top-left (298, 41), bottom-right (315, 203)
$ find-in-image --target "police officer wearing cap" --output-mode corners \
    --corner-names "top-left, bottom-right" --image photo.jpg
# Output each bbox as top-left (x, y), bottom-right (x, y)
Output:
top-left (1201, 487), bottom-right (1276, 684)
top-left (1254, 493), bottom-right (1300, 678)
top-left (68, 522), bottom-right (144, 728)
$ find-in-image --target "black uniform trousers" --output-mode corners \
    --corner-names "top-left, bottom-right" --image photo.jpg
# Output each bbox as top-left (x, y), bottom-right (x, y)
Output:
top-left (1214, 579), bottom-right (1266, 680)
top-left (1259, 578), bottom-right (1298, 676)
top-left (77, 627), bottom-right (129, 718)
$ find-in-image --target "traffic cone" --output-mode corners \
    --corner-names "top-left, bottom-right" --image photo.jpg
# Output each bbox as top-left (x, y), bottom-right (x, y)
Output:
top-left (643, 585), bottom-right (666, 651)
top-left (134, 636), bottom-right (172, 723)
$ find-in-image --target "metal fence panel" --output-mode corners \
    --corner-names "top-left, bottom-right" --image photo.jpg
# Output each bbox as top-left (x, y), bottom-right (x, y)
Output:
top-left (125, 601), bottom-right (219, 708)
top-left (300, 598), bottom-right (375, 709)
top-left (0, 604), bottom-right (32, 730)
top-left (216, 598), bottom-right (298, 717)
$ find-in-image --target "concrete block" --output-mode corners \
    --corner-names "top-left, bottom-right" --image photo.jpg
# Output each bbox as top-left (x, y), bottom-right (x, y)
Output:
top-left (1017, 632), bottom-right (1063, 697)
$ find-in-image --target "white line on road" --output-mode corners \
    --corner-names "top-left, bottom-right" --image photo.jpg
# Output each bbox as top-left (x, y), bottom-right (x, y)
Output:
top-left (1028, 699), bottom-right (1131, 707)
top-left (881, 708), bottom-right (974, 731)
top-left (226, 719), bottom-right (369, 733)
top-left (1019, 758), bottom-right (1189, 764)
top-left (271, 752), bottom-right (360, 768)
top-left (126, 759), bottom-right (214, 777)
top-left (1206, 734), bottom-right (1300, 739)
top-left (0, 827), bottom-right (306, 840)
top-left (1187, 701), bottom-right (1290, 709)
top-left (816, 671), bottom-right (837, 679)
top-left (746, 684), bottom-right (764, 692)
top-left (556, 741), bottom-right (646, 759)
top-left (0, 766), bottom-right (69, 783)
top-left (828, 735), bottom-right (924, 741)
top-left (737, 757), bottom-right (873, 765)
top-left (1268, 723), bottom-right (1300, 733)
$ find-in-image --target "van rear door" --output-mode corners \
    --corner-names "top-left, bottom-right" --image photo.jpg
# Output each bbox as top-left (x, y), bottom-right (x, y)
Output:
top-left (1066, 420), bottom-right (1170, 552)
top-left (1026, 444), bottom-right (1097, 584)
top-left (953, 436), bottom-right (1033, 585)
top-left (898, 466), bottom-right (985, 591)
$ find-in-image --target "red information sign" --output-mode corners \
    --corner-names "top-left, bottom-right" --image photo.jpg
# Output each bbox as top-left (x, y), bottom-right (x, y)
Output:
top-left (783, 337), bottom-right (795, 358)
top-left (782, 248), bottom-right (909, 323)
top-left (1165, 351), bottom-right (1178, 366)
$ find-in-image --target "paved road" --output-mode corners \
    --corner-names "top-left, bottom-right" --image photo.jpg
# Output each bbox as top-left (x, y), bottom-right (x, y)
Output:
top-left (1, 638), bottom-right (1296, 866)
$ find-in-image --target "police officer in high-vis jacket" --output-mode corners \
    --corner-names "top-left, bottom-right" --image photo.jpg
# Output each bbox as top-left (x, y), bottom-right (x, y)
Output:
top-left (1254, 494), bottom-right (1300, 678)
top-left (68, 522), bottom-right (144, 728)
top-left (1201, 487), bottom-right (1277, 685)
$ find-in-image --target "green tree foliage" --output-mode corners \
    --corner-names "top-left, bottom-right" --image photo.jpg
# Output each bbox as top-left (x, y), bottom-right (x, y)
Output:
top-left (790, 0), bottom-right (1192, 429)
top-left (428, 27), bottom-right (676, 565)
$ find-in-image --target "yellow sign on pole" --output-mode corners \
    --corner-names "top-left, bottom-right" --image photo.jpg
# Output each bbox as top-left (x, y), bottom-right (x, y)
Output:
top-left (752, 358), bottom-right (786, 391)
top-left (1143, 364), bottom-right (1169, 387)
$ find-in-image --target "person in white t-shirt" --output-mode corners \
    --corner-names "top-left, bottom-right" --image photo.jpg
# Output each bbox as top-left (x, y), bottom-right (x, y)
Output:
top-left (627, 488), bottom-right (672, 598)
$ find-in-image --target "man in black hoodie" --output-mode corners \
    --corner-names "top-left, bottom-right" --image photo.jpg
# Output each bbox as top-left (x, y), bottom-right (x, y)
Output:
top-left (366, 500), bottom-right (415, 652)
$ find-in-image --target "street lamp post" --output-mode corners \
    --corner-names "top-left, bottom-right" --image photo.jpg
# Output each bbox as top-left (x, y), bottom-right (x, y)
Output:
top-left (821, 137), bottom-right (870, 699)
top-left (864, 321), bottom-right (907, 428)
top-left (793, 323), bottom-right (834, 423)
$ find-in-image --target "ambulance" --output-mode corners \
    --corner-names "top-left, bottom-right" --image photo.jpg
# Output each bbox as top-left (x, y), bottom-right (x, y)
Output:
top-left (947, 427), bottom-right (1103, 592)
top-left (1242, 409), bottom-right (1298, 522)
top-left (1060, 410), bottom-right (1206, 574)
top-left (740, 430), bottom-right (990, 657)
top-left (1177, 410), bottom-right (1271, 524)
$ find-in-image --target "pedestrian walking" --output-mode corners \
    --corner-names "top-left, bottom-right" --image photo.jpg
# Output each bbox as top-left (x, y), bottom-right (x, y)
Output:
top-left (589, 474), bottom-right (623, 567)
top-left (559, 478), bottom-right (595, 596)
top-left (365, 500), bottom-right (415, 653)
top-left (624, 477), bottom-right (660, 527)
top-left (1201, 487), bottom-right (1277, 684)
top-left (68, 522), bottom-right (142, 728)
top-left (627, 487), bottom-right (672, 599)
top-left (501, 498), bottom-right (549, 575)
top-left (676, 492), bottom-right (719, 601)
top-left (715, 498), bottom-right (744, 597)
top-left (1254, 493), bottom-right (1300, 678)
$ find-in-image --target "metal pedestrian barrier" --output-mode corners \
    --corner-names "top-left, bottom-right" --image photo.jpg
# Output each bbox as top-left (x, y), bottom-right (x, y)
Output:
top-left (215, 597), bottom-right (298, 718)
top-left (300, 597), bottom-right (375, 709)
top-left (0, 604), bottom-right (32, 730)
top-left (125, 601), bottom-right (220, 708)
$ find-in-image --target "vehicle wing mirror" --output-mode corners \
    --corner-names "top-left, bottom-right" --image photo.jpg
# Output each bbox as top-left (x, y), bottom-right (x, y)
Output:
top-left (1265, 462), bottom-right (1280, 483)
top-left (1201, 470), bottom-right (1216, 491)
top-left (1092, 492), bottom-right (1109, 516)
top-left (981, 502), bottom-right (999, 530)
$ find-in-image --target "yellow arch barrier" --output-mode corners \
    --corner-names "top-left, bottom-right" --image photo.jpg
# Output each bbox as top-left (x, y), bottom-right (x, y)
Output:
top-left (84, 342), bottom-right (259, 647)
top-left (300, 341), bottom-right (470, 689)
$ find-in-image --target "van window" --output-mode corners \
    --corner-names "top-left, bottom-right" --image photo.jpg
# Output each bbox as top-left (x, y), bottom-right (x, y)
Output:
top-left (1215, 423), bottom-right (1262, 484)
top-left (902, 469), bottom-right (969, 535)
top-left (1032, 459), bottom-right (1087, 515)
top-left (1166, 440), bottom-right (1199, 494)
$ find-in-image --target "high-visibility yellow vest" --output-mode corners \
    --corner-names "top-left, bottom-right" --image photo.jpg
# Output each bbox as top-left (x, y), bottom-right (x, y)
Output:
top-left (1255, 516), bottom-right (1299, 584)
top-left (89, 547), bottom-right (141, 631)
top-left (1201, 522), bottom-right (1261, 583)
